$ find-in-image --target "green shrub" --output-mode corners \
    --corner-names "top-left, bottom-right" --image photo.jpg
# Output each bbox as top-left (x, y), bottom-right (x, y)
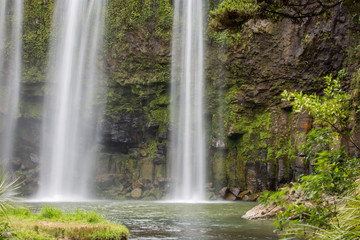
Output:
top-left (39, 205), bottom-right (63, 219)
top-left (86, 210), bottom-right (105, 223)
top-left (91, 225), bottom-right (129, 240)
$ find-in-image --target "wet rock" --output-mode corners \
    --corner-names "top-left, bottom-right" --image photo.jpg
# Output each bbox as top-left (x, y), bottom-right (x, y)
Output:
top-left (29, 153), bottom-right (40, 164)
top-left (11, 157), bottom-right (21, 169)
top-left (156, 144), bottom-right (167, 156)
top-left (101, 113), bottom-right (144, 154)
top-left (298, 113), bottom-right (312, 132)
top-left (153, 156), bottom-right (165, 165)
top-left (158, 130), bottom-right (167, 140)
top-left (140, 159), bottom-right (154, 180)
top-left (132, 179), bottom-right (144, 189)
top-left (248, 193), bottom-right (259, 201)
top-left (211, 137), bottom-right (226, 149)
top-left (142, 195), bottom-right (156, 200)
top-left (245, 161), bottom-right (268, 193)
top-left (206, 191), bottom-right (218, 200)
top-left (147, 121), bottom-right (159, 130)
top-left (245, 164), bottom-right (257, 193)
top-left (227, 124), bottom-right (244, 141)
top-left (242, 204), bottom-right (284, 220)
top-left (230, 188), bottom-right (241, 196)
top-left (237, 190), bottom-right (250, 199)
top-left (21, 158), bottom-right (37, 170)
top-left (117, 184), bottom-right (124, 192)
top-left (95, 174), bottom-right (115, 189)
top-left (295, 157), bottom-right (306, 179)
top-left (281, 102), bottom-right (293, 111)
top-left (131, 188), bottom-right (142, 199)
top-left (266, 162), bottom-right (277, 191)
top-left (149, 188), bottom-right (162, 199)
top-left (219, 187), bottom-right (228, 197)
top-left (225, 192), bottom-right (237, 201)
top-left (277, 158), bottom-right (287, 184)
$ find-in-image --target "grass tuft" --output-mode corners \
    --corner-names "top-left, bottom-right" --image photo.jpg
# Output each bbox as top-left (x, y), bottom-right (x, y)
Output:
top-left (0, 205), bottom-right (129, 239)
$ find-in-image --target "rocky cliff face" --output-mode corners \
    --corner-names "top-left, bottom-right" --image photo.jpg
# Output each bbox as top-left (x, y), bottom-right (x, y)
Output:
top-left (208, 5), bottom-right (355, 197)
top-left (10, 1), bottom-right (360, 199)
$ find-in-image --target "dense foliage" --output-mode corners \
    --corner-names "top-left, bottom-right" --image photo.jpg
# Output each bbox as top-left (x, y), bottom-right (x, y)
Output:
top-left (282, 74), bottom-right (359, 151)
top-left (209, 0), bottom-right (357, 32)
top-left (260, 75), bottom-right (360, 239)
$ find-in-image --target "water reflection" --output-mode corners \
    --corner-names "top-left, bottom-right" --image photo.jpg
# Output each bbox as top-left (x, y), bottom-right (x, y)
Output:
top-left (23, 201), bottom-right (278, 240)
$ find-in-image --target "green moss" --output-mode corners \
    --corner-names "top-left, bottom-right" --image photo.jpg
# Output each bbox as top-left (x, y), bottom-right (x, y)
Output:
top-left (223, 77), bottom-right (297, 185)
top-left (16, 168), bottom-right (35, 176)
top-left (209, 0), bottom-right (260, 32)
top-left (225, 148), bottom-right (246, 189)
top-left (149, 109), bottom-right (168, 125)
top-left (142, 139), bottom-right (158, 158)
top-left (211, 151), bottom-right (227, 189)
top-left (23, 0), bottom-right (54, 84)
top-left (104, 1), bottom-right (172, 147)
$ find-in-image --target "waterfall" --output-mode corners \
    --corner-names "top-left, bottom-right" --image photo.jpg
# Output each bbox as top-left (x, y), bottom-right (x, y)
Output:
top-left (0, 1), bottom-right (23, 169)
top-left (170, 0), bottom-right (206, 201)
top-left (37, 0), bottom-right (106, 201)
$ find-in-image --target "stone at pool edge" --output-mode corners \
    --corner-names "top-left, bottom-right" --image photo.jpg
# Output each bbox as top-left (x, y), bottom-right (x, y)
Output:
top-left (242, 203), bottom-right (284, 220)
top-left (220, 186), bottom-right (260, 201)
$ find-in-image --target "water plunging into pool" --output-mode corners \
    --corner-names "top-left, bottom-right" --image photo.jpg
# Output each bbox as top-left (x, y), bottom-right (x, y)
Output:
top-left (170, 0), bottom-right (206, 201)
top-left (0, 0), bottom-right (23, 170)
top-left (37, 0), bottom-right (106, 201)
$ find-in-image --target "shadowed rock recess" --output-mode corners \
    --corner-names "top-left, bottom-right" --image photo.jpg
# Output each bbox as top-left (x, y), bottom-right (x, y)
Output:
top-left (10, 0), bottom-right (360, 200)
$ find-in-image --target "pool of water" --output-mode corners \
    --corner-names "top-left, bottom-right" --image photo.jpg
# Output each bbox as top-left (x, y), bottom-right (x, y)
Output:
top-left (22, 201), bottom-right (278, 240)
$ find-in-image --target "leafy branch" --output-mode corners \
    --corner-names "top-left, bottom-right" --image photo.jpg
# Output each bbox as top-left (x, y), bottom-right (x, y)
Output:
top-left (282, 74), bottom-right (360, 152)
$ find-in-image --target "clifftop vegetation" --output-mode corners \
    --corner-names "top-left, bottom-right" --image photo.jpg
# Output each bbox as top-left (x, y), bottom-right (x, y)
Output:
top-left (209, 0), bottom-right (359, 32)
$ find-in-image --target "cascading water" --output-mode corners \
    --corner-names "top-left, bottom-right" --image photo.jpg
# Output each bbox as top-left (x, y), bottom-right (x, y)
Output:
top-left (37, 0), bottom-right (106, 201)
top-left (0, 1), bottom-right (23, 169)
top-left (170, 0), bottom-right (206, 201)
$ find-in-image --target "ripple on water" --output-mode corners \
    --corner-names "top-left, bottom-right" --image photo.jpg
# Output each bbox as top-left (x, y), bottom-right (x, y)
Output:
top-left (21, 201), bottom-right (278, 240)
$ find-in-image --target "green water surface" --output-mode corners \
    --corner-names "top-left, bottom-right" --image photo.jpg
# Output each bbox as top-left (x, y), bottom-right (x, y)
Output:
top-left (24, 201), bottom-right (278, 240)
